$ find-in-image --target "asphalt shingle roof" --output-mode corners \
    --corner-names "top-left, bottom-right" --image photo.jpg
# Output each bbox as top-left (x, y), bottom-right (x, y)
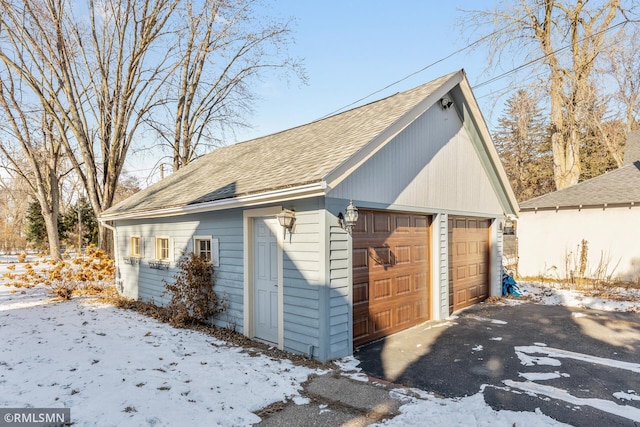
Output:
top-left (520, 131), bottom-right (640, 210)
top-left (103, 72), bottom-right (458, 217)
top-left (519, 161), bottom-right (640, 210)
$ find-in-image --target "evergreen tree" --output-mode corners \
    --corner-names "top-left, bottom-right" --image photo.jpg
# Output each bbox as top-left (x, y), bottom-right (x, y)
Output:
top-left (61, 198), bottom-right (98, 248)
top-left (494, 90), bottom-right (555, 202)
top-left (24, 201), bottom-right (66, 251)
top-left (24, 202), bottom-right (47, 250)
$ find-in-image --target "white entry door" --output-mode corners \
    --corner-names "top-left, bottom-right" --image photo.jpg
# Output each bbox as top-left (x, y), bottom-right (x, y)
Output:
top-left (253, 217), bottom-right (279, 344)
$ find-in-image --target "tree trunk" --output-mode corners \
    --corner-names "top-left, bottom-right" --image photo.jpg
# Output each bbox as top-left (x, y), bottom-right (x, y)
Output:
top-left (98, 224), bottom-right (113, 257)
top-left (37, 182), bottom-right (61, 261)
top-left (43, 210), bottom-right (61, 260)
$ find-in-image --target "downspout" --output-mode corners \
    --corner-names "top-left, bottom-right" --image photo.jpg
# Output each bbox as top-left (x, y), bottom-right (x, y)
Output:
top-left (99, 219), bottom-right (119, 292)
top-left (98, 219), bottom-right (117, 260)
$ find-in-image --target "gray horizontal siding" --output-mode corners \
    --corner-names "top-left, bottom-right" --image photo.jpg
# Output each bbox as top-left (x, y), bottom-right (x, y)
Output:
top-left (279, 203), bottom-right (323, 356)
top-left (328, 103), bottom-right (504, 216)
top-left (115, 209), bottom-right (244, 331)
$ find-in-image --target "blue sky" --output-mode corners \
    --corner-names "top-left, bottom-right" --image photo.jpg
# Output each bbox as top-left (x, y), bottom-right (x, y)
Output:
top-left (127, 0), bottom-right (517, 182)
top-left (235, 0), bottom-right (498, 142)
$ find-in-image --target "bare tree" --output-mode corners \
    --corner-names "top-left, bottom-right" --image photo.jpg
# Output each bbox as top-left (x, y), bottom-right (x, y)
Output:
top-left (581, 81), bottom-right (625, 169)
top-left (463, 0), bottom-right (635, 190)
top-left (149, 0), bottom-right (305, 171)
top-left (0, 0), bottom-right (304, 252)
top-left (0, 0), bottom-right (178, 248)
top-left (0, 175), bottom-right (29, 253)
top-left (602, 26), bottom-right (640, 133)
top-left (0, 66), bottom-right (67, 259)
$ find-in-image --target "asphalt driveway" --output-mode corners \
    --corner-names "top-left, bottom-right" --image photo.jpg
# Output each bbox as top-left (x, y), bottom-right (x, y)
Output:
top-left (354, 302), bottom-right (640, 427)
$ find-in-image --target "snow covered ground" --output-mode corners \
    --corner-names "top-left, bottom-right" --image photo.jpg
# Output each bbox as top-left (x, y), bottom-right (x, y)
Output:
top-left (0, 286), bottom-right (316, 426)
top-left (1, 262), bottom-right (639, 426)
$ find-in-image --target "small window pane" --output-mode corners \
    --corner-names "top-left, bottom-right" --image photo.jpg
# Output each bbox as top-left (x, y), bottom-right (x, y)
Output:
top-left (156, 238), bottom-right (169, 260)
top-left (196, 239), bottom-right (212, 262)
top-left (130, 237), bottom-right (140, 257)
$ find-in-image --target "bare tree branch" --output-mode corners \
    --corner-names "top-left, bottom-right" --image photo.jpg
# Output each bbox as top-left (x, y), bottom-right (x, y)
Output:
top-left (462, 0), bottom-right (635, 190)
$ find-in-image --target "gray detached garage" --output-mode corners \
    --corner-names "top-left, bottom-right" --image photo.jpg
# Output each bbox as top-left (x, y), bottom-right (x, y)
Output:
top-left (101, 70), bottom-right (518, 361)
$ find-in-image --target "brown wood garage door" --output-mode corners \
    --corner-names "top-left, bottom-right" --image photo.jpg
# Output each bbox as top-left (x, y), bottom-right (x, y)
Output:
top-left (448, 216), bottom-right (490, 313)
top-left (352, 210), bottom-right (431, 347)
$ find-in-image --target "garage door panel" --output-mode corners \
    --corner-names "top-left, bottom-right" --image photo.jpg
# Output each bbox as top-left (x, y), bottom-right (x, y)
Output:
top-left (456, 242), bottom-right (467, 255)
top-left (469, 263), bottom-right (478, 277)
top-left (353, 282), bottom-right (368, 305)
top-left (395, 215), bottom-right (411, 230)
top-left (373, 310), bottom-right (392, 332)
top-left (373, 213), bottom-right (391, 233)
top-left (373, 278), bottom-right (392, 300)
top-left (414, 217), bottom-right (429, 228)
top-left (396, 304), bottom-right (412, 325)
top-left (396, 275), bottom-right (411, 295)
top-left (353, 315), bottom-right (369, 341)
top-left (468, 241), bottom-right (478, 254)
top-left (448, 217), bottom-right (490, 313)
top-left (352, 249), bottom-right (369, 270)
top-left (353, 216), bottom-right (368, 233)
top-left (395, 246), bottom-right (411, 264)
top-left (413, 272), bottom-right (426, 292)
top-left (414, 244), bottom-right (427, 262)
top-left (371, 246), bottom-right (392, 267)
top-left (353, 210), bottom-right (431, 347)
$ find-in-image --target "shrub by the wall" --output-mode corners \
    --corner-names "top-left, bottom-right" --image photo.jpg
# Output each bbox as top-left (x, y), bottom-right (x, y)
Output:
top-left (163, 253), bottom-right (220, 326)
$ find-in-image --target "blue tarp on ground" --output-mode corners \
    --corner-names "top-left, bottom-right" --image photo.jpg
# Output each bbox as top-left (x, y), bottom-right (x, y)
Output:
top-left (502, 272), bottom-right (521, 297)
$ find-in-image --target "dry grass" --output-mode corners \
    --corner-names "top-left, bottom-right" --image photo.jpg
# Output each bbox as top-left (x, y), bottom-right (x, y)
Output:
top-left (518, 274), bottom-right (640, 291)
top-left (97, 291), bottom-right (330, 370)
top-left (3, 245), bottom-right (115, 299)
top-left (517, 275), bottom-right (640, 306)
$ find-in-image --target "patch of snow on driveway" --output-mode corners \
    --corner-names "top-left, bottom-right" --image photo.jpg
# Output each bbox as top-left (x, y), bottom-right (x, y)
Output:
top-left (504, 380), bottom-right (640, 422)
top-left (376, 389), bottom-right (571, 427)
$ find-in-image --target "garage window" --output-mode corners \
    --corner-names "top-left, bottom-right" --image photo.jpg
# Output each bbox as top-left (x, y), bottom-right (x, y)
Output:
top-left (193, 235), bottom-right (220, 267)
top-left (130, 236), bottom-right (141, 257)
top-left (155, 237), bottom-right (170, 261)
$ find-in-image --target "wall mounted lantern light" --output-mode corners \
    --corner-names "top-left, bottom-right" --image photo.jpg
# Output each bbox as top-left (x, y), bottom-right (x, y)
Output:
top-left (276, 208), bottom-right (296, 238)
top-left (338, 200), bottom-right (359, 234)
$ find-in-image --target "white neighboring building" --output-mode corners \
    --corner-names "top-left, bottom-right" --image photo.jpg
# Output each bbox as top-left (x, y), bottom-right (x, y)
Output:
top-left (518, 131), bottom-right (640, 282)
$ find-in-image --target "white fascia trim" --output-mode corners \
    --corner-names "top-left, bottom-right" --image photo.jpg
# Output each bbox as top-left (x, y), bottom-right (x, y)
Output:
top-left (100, 182), bottom-right (327, 221)
top-left (457, 79), bottom-right (519, 217)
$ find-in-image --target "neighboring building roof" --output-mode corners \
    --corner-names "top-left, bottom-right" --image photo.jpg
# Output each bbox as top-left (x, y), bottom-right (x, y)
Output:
top-left (520, 162), bottom-right (640, 210)
top-left (102, 70), bottom-right (517, 220)
top-left (624, 130), bottom-right (640, 166)
top-left (520, 131), bottom-right (640, 211)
